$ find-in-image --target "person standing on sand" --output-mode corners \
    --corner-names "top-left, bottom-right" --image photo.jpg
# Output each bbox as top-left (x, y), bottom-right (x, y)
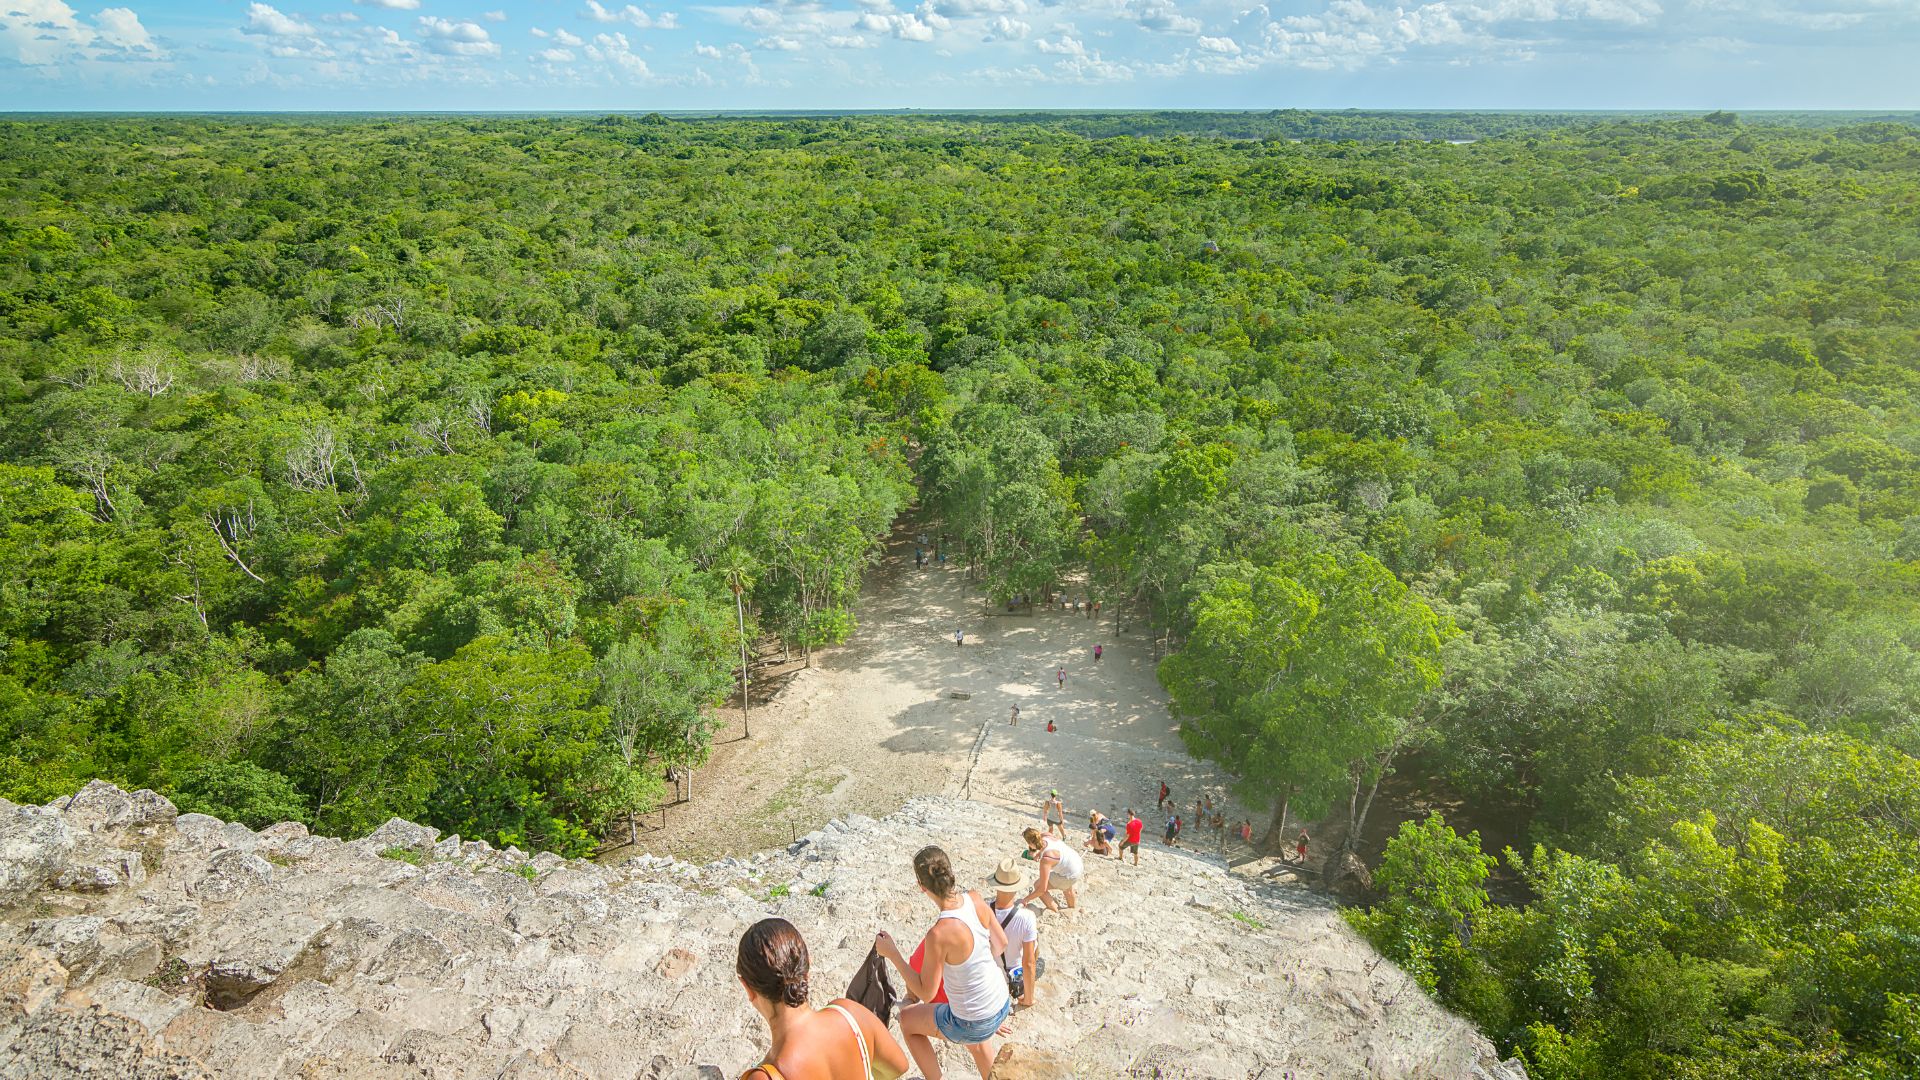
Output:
top-left (1122, 809), bottom-right (1143, 866)
top-left (1163, 813), bottom-right (1178, 847)
top-left (1009, 704), bottom-right (1019, 726)
top-left (1093, 644), bottom-right (1103, 663)
top-left (954, 630), bottom-right (964, 648)
top-left (1056, 667), bottom-right (1065, 689)
top-left (1295, 830), bottom-right (1310, 865)
top-left (1157, 780), bottom-right (1168, 811)
top-left (1043, 791), bottom-right (1066, 839)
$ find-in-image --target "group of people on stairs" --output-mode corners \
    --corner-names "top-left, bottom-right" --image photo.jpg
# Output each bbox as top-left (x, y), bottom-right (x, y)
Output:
top-left (737, 830), bottom-right (1084, 1080)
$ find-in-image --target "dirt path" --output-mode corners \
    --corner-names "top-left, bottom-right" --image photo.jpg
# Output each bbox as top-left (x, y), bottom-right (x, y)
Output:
top-left (611, 522), bottom-right (1255, 864)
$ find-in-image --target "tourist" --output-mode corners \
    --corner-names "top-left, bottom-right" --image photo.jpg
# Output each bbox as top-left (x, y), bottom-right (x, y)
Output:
top-left (1295, 830), bottom-right (1309, 865)
top-left (937, 550), bottom-right (946, 566)
top-left (1020, 826), bottom-right (1083, 914)
top-left (1157, 780), bottom-right (1169, 810)
top-left (875, 847), bottom-right (1012, 1080)
top-left (954, 629), bottom-right (964, 648)
top-left (736, 917), bottom-right (910, 1080)
top-left (1045, 717), bottom-right (1056, 733)
top-left (1087, 810), bottom-right (1112, 856)
top-left (985, 861), bottom-right (1041, 1008)
top-left (1093, 643), bottom-right (1102, 663)
top-left (915, 547), bottom-right (925, 569)
top-left (1009, 704), bottom-right (1019, 726)
top-left (1056, 667), bottom-right (1065, 689)
top-left (1164, 813), bottom-right (1179, 847)
top-left (1121, 809), bottom-right (1143, 866)
top-left (1043, 790), bottom-right (1066, 839)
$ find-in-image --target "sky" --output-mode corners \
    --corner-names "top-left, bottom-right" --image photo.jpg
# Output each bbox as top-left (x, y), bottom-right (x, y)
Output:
top-left (1, 0), bottom-right (1916, 112)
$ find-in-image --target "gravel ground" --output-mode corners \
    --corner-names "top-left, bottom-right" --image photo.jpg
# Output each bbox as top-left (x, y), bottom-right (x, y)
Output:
top-left (610, 524), bottom-right (1257, 866)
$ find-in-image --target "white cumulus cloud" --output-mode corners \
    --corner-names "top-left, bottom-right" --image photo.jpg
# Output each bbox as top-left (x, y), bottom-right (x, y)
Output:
top-left (242, 2), bottom-right (316, 37)
top-left (417, 15), bottom-right (502, 56)
top-left (354, 0), bottom-right (421, 10)
top-left (584, 1), bottom-right (679, 29)
top-left (0, 0), bottom-right (163, 64)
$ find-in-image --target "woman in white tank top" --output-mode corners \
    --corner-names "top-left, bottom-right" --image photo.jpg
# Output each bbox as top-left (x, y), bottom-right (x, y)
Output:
top-left (874, 846), bottom-right (1013, 1080)
top-left (1020, 827), bottom-right (1082, 913)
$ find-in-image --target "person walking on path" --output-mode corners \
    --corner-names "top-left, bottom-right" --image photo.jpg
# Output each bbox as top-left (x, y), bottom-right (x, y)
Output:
top-left (1042, 791), bottom-right (1066, 839)
top-left (954, 629), bottom-right (964, 648)
top-left (876, 847), bottom-right (1013, 1080)
top-left (915, 548), bottom-right (925, 570)
top-left (1093, 644), bottom-right (1103, 663)
top-left (1163, 813), bottom-right (1179, 847)
top-left (1055, 667), bottom-right (1065, 690)
top-left (1294, 830), bottom-right (1310, 866)
top-left (1020, 827), bottom-right (1084, 914)
top-left (1121, 810), bottom-right (1143, 866)
top-left (1008, 704), bottom-right (1019, 726)
top-left (1157, 780), bottom-right (1169, 811)
top-left (736, 918), bottom-right (911, 1080)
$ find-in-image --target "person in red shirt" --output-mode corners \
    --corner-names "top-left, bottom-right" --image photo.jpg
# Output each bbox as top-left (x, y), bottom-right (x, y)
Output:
top-left (1120, 809), bottom-right (1143, 866)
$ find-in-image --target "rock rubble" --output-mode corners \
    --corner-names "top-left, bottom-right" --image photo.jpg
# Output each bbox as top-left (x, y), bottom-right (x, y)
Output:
top-left (1, 784), bottom-right (1526, 1079)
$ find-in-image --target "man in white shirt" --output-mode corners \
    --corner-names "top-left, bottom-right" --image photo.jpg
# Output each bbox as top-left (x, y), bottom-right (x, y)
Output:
top-left (985, 860), bottom-right (1041, 1008)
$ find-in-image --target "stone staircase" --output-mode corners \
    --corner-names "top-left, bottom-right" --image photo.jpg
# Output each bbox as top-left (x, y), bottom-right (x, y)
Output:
top-left (1, 782), bottom-right (1526, 1079)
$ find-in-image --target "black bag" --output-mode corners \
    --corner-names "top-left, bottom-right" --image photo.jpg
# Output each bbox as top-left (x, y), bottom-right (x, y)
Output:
top-left (845, 946), bottom-right (897, 1027)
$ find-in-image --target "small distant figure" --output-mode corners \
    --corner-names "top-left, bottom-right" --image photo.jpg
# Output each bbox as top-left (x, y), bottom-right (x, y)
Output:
top-left (1071, 597), bottom-right (1080, 613)
top-left (1045, 717), bottom-right (1056, 733)
top-left (1009, 704), bottom-right (1020, 726)
top-left (1164, 813), bottom-right (1179, 847)
top-left (1122, 809), bottom-right (1143, 866)
top-left (937, 549), bottom-right (947, 566)
top-left (1239, 820), bottom-right (1253, 845)
top-left (954, 629), bottom-right (965, 648)
top-left (1056, 667), bottom-right (1066, 689)
top-left (1289, 829), bottom-right (1310, 865)
top-left (1093, 644), bottom-right (1103, 663)
top-left (915, 547), bottom-right (925, 569)
top-left (1157, 780), bottom-right (1169, 810)
top-left (917, 532), bottom-right (929, 547)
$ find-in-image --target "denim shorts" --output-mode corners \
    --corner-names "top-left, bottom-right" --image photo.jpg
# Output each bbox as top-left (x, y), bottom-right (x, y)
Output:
top-left (933, 999), bottom-right (1012, 1045)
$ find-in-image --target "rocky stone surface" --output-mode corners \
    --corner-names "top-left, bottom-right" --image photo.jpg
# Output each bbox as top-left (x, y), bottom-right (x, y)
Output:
top-left (0, 786), bottom-right (1526, 1079)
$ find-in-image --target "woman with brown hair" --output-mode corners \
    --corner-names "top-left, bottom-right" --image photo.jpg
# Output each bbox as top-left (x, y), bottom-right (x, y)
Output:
top-left (737, 918), bottom-right (909, 1080)
top-left (874, 846), bottom-right (1013, 1080)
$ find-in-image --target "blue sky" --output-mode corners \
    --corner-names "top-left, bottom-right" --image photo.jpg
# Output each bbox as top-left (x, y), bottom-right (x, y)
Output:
top-left (2, 0), bottom-right (1916, 111)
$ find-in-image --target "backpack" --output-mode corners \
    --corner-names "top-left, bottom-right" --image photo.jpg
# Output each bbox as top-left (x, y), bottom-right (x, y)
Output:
top-left (844, 946), bottom-right (897, 1027)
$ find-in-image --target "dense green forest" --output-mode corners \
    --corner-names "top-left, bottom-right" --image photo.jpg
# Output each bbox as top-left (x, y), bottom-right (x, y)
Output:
top-left (3, 112), bottom-right (1919, 1077)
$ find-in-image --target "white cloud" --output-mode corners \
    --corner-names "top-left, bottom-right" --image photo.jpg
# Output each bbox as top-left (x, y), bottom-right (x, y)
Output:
top-left (1, 0), bottom-right (163, 64)
top-left (584, 1), bottom-right (680, 29)
top-left (417, 15), bottom-right (502, 56)
top-left (1196, 34), bottom-right (1240, 52)
top-left (1127, 0), bottom-right (1201, 34)
top-left (757, 34), bottom-right (803, 48)
top-left (242, 2), bottom-right (316, 37)
top-left (586, 29), bottom-right (653, 74)
top-left (1035, 33), bottom-right (1085, 54)
top-left (857, 10), bottom-right (938, 40)
top-left (694, 41), bottom-right (725, 58)
top-left (483, 10), bottom-right (507, 22)
top-left (983, 14), bottom-right (1029, 39)
top-left (827, 33), bottom-right (876, 47)
top-left (354, 0), bottom-right (421, 10)
top-left (534, 46), bottom-right (575, 61)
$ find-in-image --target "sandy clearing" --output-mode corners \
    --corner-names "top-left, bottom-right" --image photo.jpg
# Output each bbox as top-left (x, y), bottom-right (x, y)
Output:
top-left (614, 522), bottom-right (1257, 865)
